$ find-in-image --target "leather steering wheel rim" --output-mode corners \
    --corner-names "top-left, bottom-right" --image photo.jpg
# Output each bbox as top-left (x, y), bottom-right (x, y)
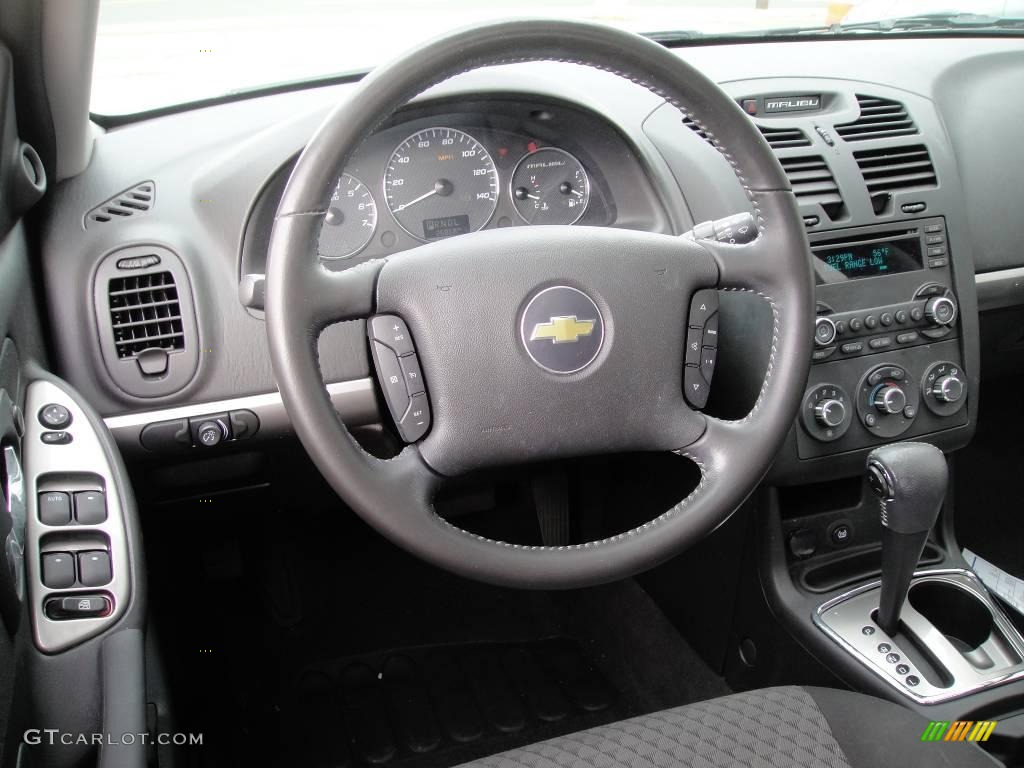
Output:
top-left (265, 19), bottom-right (814, 589)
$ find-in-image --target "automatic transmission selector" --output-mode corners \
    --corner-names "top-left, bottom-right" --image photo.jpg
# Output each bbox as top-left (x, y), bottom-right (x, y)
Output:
top-left (866, 443), bottom-right (948, 636)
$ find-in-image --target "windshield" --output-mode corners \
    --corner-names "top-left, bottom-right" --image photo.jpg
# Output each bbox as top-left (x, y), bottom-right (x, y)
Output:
top-left (92, 0), bottom-right (1024, 116)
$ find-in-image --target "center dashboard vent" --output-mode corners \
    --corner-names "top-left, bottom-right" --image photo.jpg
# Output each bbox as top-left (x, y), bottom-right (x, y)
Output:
top-left (85, 181), bottom-right (155, 228)
top-left (853, 144), bottom-right (937, 213)
top-left (778, 155), bottom-right (844, 221)
top-left (836, 96), bottom-right (917, 142)
top-left (94, 245), bottom-right (199, 398)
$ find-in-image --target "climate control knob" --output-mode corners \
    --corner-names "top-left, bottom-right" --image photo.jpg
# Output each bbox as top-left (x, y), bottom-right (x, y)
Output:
top-left (932, 374), bottom-right (964, 403)
top-left (873, 385), bottom-right (907, 415)
top-left (814, 399), bottom-right (846, 428)
top-left (924, 296), bottom-right (957, 327)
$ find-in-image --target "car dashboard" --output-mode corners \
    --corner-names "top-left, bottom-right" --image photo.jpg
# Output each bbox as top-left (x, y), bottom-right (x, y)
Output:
top-left (36, 36), bottom-right (1024, 486)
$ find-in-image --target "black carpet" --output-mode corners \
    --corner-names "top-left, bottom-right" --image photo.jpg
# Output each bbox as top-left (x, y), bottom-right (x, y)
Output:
top-left (142, 489), bottom-right (727, 768)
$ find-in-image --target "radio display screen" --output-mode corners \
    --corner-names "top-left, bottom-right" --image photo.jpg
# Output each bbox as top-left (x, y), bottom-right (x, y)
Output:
top-left (814, 237), bottom-right (923, 282)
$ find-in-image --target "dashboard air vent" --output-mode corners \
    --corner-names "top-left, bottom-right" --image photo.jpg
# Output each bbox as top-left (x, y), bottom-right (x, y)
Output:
top-left (853, 144), bottom-right (937, 213)
top-left (778, 155), bottom-right (844, 220)
top-left (758, 126), bottom-right (811, 149)
top-left (85, 181), bottom-right (155, 228)
top-left (107, 271), bottom-right (185, 359)
top-left (681, 115), bottom-right (711, 143)
top-left (836, 96), bottom-right (917, 141)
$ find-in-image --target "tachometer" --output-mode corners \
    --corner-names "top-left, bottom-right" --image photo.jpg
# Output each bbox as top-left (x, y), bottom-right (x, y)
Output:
top-left (511, 147), bottom-right (590, 225)
top-left (318, 173), bottom-right (377, 260)
top-left (384, 128), bottom-right (498, 241)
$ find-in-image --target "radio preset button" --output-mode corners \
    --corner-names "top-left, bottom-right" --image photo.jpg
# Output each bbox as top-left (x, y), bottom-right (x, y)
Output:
top-left (880, 312), bottom-right (894, 326)
top-left (848, 317), bottom-right (863, 332)
top-left (864, 315), bottom-right (878, 330)
top-left (894, 309), bottom-right (908, 324)
top-left (910, 307), bottom-right (924, 322)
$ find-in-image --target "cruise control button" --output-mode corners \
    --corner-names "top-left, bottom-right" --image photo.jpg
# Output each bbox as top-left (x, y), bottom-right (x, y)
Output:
top-left (684, 367), bottom-right (709, 409)
top-left (371, 341), bottom-right (411, 423)
top-left (688, 290), bottom-right (718, 328)
top-left (38, 403), bottom-right (71, 430)
top-left (39, 492), bottom-right (71, 526)
top-left (41, 552), bottom-right (76, 589)
top-left (399, 355), bottom-right (425, 395)
top-left (700, 347), bottom-right (717, 381)
top-left (399, 394), bottom-right (431, 442)
top-left (685, 328), bottom-right (703, 365)
top-left (78, 551), bottom-right (112, 587)
top-left (74, 491), bottom-right (107, 525)
top-left (370, 315), bottom-right (415, 357)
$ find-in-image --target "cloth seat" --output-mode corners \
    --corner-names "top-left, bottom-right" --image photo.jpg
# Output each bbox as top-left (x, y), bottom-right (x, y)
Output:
top-left (457, 686), bottom-right (999, 768)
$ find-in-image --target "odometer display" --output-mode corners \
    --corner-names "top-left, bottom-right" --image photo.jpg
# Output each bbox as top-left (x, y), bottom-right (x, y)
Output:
top-left (384, 128), bottom-right (498, 241)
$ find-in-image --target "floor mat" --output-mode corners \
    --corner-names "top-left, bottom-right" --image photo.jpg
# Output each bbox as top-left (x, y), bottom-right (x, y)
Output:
top-left (280, 638), bottom-right (627, 768)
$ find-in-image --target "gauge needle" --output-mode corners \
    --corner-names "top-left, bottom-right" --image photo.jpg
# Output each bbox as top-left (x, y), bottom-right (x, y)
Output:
top-left (396, 188), bottom-right (437, 211)
top-left (526, 192), bottom-right (540, 200)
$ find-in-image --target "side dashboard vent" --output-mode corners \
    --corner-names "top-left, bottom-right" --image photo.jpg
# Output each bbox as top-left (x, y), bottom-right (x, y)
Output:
top-left (85, 181), bottom-right (155, 228)
top-left (853, 144), bottom-right (937, 213)
top-left (836, 96), bottom-right (917, 141)
top-left (94, 245), bottom-right (199, 398)
top-left (108, 271), bottom-right (184, 359)
top-left (681, 115), bottom-right (711, 143)
top-left (778, 155), bottom-right (845, 220)
top-left (758, 126), bottom-right (811, 149)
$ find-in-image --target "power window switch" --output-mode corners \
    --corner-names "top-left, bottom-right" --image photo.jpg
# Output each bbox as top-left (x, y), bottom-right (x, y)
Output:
top-left (38, 492), bottom-right (71, 526)
top-left (41, 552), bottom-right (76, 589)
top-left (78, 551), bottom-right (112, 587)
top-left (74, 491), bottom-right (107, 524)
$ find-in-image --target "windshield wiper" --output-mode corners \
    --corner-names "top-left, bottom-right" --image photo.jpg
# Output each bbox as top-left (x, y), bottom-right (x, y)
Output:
top-left (752, 12), bottom-right (1024, 37)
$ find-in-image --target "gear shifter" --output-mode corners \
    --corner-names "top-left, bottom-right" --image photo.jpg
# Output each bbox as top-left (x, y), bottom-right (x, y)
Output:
top-left (866, 443), bottom-right (948, 636)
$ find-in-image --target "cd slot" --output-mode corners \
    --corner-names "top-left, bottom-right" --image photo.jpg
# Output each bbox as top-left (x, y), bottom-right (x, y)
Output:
top-left (812, 227), bottom-right (917, 249)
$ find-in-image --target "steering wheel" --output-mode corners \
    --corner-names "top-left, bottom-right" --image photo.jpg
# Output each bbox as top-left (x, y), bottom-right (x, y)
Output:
top-left (265, 19), bottom-right (813, 589)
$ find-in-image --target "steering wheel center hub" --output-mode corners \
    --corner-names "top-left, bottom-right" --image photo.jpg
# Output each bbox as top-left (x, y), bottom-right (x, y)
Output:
top-left (520, 285), bottom-right (605, 374)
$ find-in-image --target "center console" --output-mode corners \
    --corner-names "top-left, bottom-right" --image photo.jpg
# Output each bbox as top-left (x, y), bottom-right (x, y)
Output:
top-left (799, 217), bottom-right (968, 458)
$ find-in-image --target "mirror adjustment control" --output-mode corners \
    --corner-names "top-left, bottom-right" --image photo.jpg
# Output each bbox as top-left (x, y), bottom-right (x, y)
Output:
top-left (38, 403), bottom-right (71, 429)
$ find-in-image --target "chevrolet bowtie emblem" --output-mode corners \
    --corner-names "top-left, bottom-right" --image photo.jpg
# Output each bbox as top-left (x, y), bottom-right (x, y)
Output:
top-left (529, 315), bottom-right (596, 344)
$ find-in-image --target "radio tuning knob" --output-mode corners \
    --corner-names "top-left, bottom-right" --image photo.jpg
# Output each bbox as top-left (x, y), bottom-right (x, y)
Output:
top-left (924, 296), bottom-right (957, 327)
top-left (873, 385), bottom-right (907, 415)
top-left (932, 374), bottom-right (964, 403)
top-left (814, 398), bottom-right (846, 428)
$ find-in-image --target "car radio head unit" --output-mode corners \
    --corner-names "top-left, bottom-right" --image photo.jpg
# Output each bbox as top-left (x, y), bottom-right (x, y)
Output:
top-left (810, 220), bottom-right (946, 285)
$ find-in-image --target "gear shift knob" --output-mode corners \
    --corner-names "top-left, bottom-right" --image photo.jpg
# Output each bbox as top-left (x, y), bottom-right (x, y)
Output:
top-left (866, 443), bottom-right (947, 636)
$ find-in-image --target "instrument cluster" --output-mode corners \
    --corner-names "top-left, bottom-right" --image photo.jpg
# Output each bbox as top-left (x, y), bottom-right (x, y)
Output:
top-left (315, 123), bottom-right (605, 263)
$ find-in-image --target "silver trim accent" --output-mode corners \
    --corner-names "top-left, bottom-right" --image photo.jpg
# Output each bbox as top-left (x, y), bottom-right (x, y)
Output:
top-left (25, 380), bottom-right (131, 653)
top-left (976, 267), bottom-right (1024, 312)
top-left (815, 568), bottom-right (1024, 704)
top-left (103, 379), bottom-right (378, 455)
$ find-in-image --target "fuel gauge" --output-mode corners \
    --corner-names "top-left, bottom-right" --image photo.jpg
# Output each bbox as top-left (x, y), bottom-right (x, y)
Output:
top-left (510, 147), bottom-right (590, 225)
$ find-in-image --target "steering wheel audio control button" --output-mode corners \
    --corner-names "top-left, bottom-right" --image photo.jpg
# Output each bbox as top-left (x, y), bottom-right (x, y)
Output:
top-left (400, 355), bottom-right (425, 395)
top-left (400, 394), bottom-right (431, 442)
top-left (370, 314), bottom-right (415, 357)
top-left (684, 367), bottom-right (710, 409)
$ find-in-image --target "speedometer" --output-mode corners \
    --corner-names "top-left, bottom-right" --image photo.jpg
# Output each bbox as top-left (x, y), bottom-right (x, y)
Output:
top-left (383, 128), bottom-right (498, 241)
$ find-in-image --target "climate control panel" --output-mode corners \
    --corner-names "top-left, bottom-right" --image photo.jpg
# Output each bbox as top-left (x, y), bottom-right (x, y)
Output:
top-left (857, 364), bottom-right (920, 439)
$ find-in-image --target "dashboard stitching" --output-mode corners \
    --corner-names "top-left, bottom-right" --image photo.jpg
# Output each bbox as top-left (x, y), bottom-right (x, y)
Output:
top-left (434, 451), bottom-right (709, 551)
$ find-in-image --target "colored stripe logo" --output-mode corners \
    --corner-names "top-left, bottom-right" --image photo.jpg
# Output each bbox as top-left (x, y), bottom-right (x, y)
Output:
top-left (922, 721), bottom-right (997, 742)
